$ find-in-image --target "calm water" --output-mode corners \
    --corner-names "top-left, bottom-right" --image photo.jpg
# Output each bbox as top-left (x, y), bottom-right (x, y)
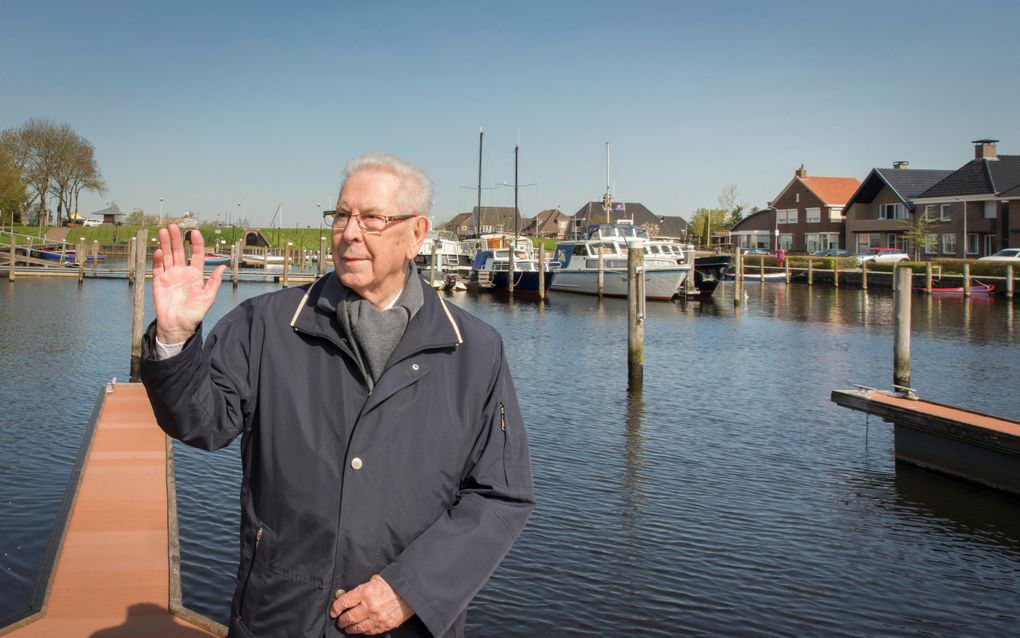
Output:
top-left (1, 277), bottom-right (1019, 636)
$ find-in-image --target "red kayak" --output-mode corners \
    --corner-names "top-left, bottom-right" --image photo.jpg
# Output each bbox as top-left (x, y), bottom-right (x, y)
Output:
top-left (915, 283), bottom-right (995, 295)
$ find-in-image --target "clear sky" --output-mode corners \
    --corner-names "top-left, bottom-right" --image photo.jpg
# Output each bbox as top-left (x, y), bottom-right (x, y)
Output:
top-left (2, 0), bottom-right (1018, 227)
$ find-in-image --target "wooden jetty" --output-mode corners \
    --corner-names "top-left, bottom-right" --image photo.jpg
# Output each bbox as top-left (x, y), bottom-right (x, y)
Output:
top-left (831, 388), bottom-right (1020, 496)
top-left (0, 383), bottom-right (225, 637)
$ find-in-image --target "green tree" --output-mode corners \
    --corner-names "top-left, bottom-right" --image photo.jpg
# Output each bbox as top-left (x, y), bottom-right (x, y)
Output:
top-left (0, 148), bottom-right (26, 226)
top-left (689, 207), bottom-right (730, 246)
top-left (901, 211), bottom-right (936, 260)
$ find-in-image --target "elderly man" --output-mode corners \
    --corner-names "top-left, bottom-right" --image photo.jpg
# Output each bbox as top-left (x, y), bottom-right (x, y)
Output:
top-left (140, 154), bottom-right (535, 637)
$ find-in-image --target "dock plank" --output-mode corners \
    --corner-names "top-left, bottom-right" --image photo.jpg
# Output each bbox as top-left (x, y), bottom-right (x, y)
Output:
top-left (2, 384), bottom-right (220, 637)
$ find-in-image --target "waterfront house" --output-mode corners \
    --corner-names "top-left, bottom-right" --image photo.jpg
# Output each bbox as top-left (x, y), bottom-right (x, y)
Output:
top-left (437, 212), bottom-right (473, 238)
top-left (440, 206), bottom-right (524, 239)
top-left (523, 208), bottom-right (571, 238)
top-left (912, 140), bottom-right (1020, 258)
top-left (730, 167), bottom-right (859, 253)
top-left (843, 162), bottom-right (954, 256)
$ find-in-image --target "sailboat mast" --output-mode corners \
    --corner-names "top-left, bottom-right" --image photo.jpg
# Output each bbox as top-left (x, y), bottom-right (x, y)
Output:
top-left (475, 128), bottom-right (484, 238)
top-left (603, 141), bottom-right (612, 224)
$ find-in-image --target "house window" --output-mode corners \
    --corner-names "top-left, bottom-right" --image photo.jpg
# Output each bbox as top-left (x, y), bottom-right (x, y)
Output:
top-left (805, 208), bottom-right (821, 223)
top-left (805, 233), bottom-right (820, 253)
top-left (984, 201), bottom-right (997, 219)
top-left (941, 233), bottom-right (956, 254)
top-left (923, 205), bottom-right (935, 221)
top-left (887, 234), bottom-right (899, 248)
top-left (924, 234), bottom-right (938, 254)
top-left (779, 234), bottom-right (792, 250)
top-left (777, 209), bottom-right (797, 224)
top-left (856, 233), bottom-right (880, 253)
top-left (967, 233), bottom-right (978, 255)
top-left (828, 207), bottom-right (844, 221)
top-left (795, 193), bottom-right (800, 204)
top-left (879, 203), bottom-right (906, 219)
top-left (940, 204), bottom-right (951, 221)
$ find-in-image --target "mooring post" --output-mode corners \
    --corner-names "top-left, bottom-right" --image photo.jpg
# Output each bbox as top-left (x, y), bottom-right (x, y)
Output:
top-left (759, 256), bottom-right (765, 282)
top-left (627, 240), bottom-right (644, 390)
top-left (925, 262), bottom-right (932, 294)
top-left (807, 258), bottom-right (813, 286)
top-left (7, 231), bottom-right (15, 282)
top-left (733, 247), bottom-right (743, 306)
top-left (430, 240), bottom-right (437, 287)
top-left (230, 243), bottom-right (239, 288)
top-left (893, 266), bottom-right (911, 390)
top-left (833, 260), bottom-right (839, 288)
top-left (128, 237), bottom-right (137, 285)
top-left (77, 238), bottom-right (85, 284)
top-left (282, 242), bottom-right (292, 288)
top-left (861, 260), bottom-right (868, 291)
top-left (318, 236), bottom-right (327, 276)
top-left (538, 243), bottom-right (546, 300)
top-left (597, 252), bottom-right (604, 299)
top-left (130, 229), bottom-right (148, 381)
top-left (785, 258), bottom-right (790, 283)
top-left (91, 240), bottom-right (99, 274)
top-left (963, 262), bottom-right (971, 297)
top-left (1007, 264), bottom-right (1014, 298)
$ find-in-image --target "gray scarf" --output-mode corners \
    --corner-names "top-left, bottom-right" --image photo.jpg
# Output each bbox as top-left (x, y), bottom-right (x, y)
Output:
top-left (335, 263), bottom-right (424, 391)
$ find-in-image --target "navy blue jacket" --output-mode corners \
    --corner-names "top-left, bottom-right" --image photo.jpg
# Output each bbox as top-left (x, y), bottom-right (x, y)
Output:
top-left (140, 274), bottom-right (535, 637)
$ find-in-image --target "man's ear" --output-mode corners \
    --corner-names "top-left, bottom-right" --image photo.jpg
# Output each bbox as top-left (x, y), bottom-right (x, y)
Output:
top-left (406, 216), bottom-right (430, 258)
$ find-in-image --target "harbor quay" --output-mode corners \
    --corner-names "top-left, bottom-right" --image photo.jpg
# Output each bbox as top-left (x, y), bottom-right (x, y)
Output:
top-left (1, 271), bottom-right (1019, 636)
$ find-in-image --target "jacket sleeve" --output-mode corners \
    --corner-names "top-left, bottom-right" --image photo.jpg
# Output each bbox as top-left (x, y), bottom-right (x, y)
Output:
top-left (139, 303), bottom-right (255, 451)
top-left (380, 340), bottom-right (535, 637)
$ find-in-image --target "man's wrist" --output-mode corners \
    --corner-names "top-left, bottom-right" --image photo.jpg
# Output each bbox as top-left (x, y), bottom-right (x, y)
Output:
top-left (156, 327), bottom-right (196, 344)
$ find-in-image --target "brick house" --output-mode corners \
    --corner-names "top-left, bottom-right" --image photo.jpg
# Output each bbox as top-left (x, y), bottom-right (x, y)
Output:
top-left (523, 208), bottom-right (571, 238)
top-left (730, 167), bottom-right (859, 253)
top-left (843, 162), bottom-right (954, 256)
top-left (912, 140), bottom-right (1020, 258)
top-left (437, 206), bottom-right (523, 239)
top-left (567, 201), bottom-right (682, 239)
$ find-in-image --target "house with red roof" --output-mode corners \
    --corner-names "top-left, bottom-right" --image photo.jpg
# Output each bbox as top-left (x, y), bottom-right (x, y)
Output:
top-left (729, 166), bottom-right (860, 253)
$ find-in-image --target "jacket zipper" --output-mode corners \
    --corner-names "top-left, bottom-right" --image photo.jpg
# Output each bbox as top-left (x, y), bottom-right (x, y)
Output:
top-left (236, 523), bottom-right (264, 623)
top-left (500, 402), bottom-right (509, 485)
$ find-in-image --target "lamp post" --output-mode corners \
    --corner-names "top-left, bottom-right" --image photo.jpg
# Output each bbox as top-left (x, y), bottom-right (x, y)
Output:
top-left (159, 198), bottom-right (164, 225)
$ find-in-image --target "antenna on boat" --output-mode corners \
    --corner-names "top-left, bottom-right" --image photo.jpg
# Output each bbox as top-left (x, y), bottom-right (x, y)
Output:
top-left (476, 128), bottom-right (483, 238)
top-left (602, 141), bottom-right (613, 224)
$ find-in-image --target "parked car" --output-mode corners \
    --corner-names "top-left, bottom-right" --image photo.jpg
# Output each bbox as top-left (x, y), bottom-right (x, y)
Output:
top-left (855, 247), bottom-right (909, 264)
top-left (811, 249), bottom-right (850, 257)
top-left (83, 218), bottom-right (102, 227)
top-left (978, 248), bottom-right (1020, 262)
top-left (742, 247), bottom-right (771, 255)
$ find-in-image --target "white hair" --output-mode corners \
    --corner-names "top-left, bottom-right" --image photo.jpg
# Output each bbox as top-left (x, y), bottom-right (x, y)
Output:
top-left (340, 153), bottom-right (433, 216)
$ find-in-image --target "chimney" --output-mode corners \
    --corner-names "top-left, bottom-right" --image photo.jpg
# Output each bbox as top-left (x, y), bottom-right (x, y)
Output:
top-left (893, 161), bottom-right (910, 170)
top-left (795, 164), bottom-right (807, 179)
top-left (972, 139), bottom-right (999, 160)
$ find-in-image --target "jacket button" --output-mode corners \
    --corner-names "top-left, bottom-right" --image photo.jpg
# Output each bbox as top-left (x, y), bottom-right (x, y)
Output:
top-left (411, 363), bottom-right (420, 371)
top-left (351, 457), bottom-right (363, 470)
top-left (334, 588), bottom-right (346, 599)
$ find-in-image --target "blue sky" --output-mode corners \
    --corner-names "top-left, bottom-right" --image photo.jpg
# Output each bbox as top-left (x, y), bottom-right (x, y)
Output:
top-left (2, 1), bottom-right (1018, 227)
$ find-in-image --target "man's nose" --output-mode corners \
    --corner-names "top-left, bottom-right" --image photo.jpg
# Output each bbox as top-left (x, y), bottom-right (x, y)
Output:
top-left (341, 216), bottom-right (364, 242)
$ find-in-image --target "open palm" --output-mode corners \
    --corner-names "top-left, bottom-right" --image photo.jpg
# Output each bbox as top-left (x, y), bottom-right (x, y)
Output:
top-left (152, 224), bottom-right (227, 343)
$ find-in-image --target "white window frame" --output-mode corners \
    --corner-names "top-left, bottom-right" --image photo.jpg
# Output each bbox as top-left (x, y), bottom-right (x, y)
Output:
top-left (805, 233), bottom-right (821, 253)
top-left (940, 204), bottom-right (952, 221)
top-left (984, 201), bottom-right (997, 219)
top-left (805, 207), bottom-right (821, 223)
top-left (828, 207), bottom-right (844, 221)
top-left (967, 233), bottom-right (979, 255)
top-left (924, 234), bottom-right (938, 254)
top-left (941, 233), bottom-right (956, 254)
top-left (879, 203), bottom-right (907, 220)
top-left (777, 209), bottom-right (797, 225)
top-left (923, 205), bottom-right (935, 222)
top-left (779, 234), bottom-right (793, 251)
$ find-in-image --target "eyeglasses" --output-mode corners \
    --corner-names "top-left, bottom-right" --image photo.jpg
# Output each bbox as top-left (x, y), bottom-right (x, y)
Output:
top-left (323, 210), bottom-right (417, 233)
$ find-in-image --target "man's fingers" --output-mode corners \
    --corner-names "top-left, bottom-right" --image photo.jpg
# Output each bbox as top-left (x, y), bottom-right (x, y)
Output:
top-left (169, 224), bottom-right (186, 266)
top-left (157, 228), bottom-right (172, 268)
top-left (191, 230), bottom-right (206, 270)
top-left (206, 265), bottom-right (226, 295)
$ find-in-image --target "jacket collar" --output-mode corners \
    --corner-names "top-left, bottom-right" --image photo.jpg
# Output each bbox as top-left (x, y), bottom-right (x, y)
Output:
top-left (290, 272), bottom-right (462, 357)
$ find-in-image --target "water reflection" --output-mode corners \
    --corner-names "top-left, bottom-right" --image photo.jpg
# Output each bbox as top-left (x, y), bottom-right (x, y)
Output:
top-left (621, 388), bottom-right (645, 532)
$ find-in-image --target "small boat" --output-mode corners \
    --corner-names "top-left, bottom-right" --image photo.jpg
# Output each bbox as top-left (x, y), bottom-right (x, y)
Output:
top-left (202, 254), bottom-right (230, 265)
top-left (916, 283), bottom-right (995, 295)
top-left (38, 249), bottom-right (106, 262)
top-left (692, 254), bottom-right (732, 298)
top-left (724, 270), bottom-right (787, 281)
top-left (241, 254), bottom-right (286, 270)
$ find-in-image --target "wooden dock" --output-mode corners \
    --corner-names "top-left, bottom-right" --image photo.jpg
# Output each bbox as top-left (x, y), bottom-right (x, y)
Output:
top-left (0, 383), bottom-right (225, 637)
top-left (831, 388), bottom-right (1020, 495)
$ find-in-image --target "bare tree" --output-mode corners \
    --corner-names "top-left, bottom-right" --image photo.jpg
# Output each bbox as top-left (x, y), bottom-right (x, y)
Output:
top-left (718, 183), bottom-right (750, 225)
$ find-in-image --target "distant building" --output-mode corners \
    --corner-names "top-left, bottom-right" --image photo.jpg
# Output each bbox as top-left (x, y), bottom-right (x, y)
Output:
top-left (568, 201), bottom-right (665, 239)
top-left (730, 166), bottom-right (859, 252)
top-left (523, 208), bottom-right (571, 238)
top-left (912, 140), bottom-right (1020, 257)
top-left (438, 206), bottom-right (524, 239)
top-left (843, 162), bottom-right (954, 256)
top-left (90, 202), bottom-right (126, 226)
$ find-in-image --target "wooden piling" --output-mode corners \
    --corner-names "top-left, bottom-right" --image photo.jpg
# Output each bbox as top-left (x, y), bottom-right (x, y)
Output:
top-left (92, 240), bottom-right (99, 274)
top-left (785, 258), bottom-right (790, 283)
top-left (128, 237), bottom-right (137, 286)
top-left (78, 238), bottom-right (85, 284)
top-left (430, 241), bottom-right (437, 287)
top-left (926, 263), bottom-right (933, 294)
top-left (318, 236), bottom-right (327, 276)
top-left (862, 260), bottom-right (868, 290)
top-left (833, 260), bottom-right (839, 288)
top-left (627, 241), bottom-right (644, 390)
top-left (807, 258), bottom-right (813, 286)
top-left (597, 252), bottom-right (604, 299)
top-left (1007, 265), bottom-right (1014, 298)
top-left (538, 244), bottom-right (546, 300)
top-left (733, 247), bottom-right (743, 306)
top-left (230, 243), bottom-right (239, 288)
top-left (282, 242), bottom-right (292, 288)
top-left (7, 232), bottom-right (14, 282)
top-left (963, 263), bottom-right (971, 297)
top-left (893, 267), bottom-right (911, 389)
top-left (759, 256), bottom-right (765, 282)
top-left (130, 229), bottom-right (148, 381)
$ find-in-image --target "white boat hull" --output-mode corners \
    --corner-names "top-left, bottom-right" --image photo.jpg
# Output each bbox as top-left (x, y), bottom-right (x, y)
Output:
top-left (551, 268), bottom-right (687, 300)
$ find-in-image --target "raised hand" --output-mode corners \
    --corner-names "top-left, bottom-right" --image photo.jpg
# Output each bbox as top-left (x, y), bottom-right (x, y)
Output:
top-left (152, 224), bottom-right (227, 344)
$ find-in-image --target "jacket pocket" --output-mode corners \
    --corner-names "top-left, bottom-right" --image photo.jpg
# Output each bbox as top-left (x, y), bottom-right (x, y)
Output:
top-left (499, 402), bottom-right (511, 486)
top-left (235, 522), bottom-right (267, 626)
